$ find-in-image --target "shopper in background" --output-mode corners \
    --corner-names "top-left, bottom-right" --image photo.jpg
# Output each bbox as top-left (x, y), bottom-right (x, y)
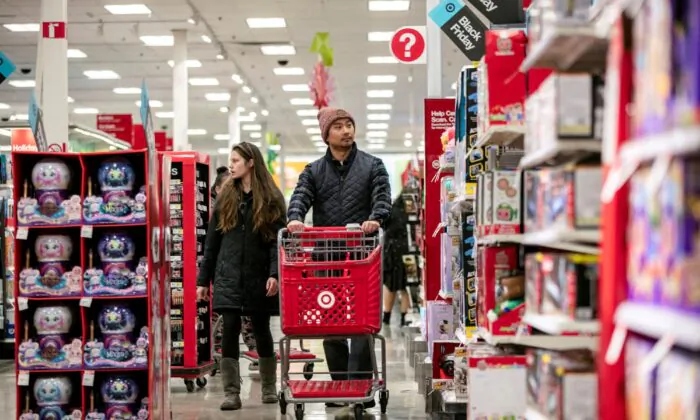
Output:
top-left (287, 107), bottom-right (392, 411)
top-left (210, 166), bottom-right (260, 373)
top-left (382, 192), bottom-right (412, 327)
top-left (197, 143), bottom-right (286, 411)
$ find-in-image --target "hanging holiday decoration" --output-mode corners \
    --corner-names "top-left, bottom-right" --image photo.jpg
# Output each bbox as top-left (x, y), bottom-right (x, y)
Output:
top-left (265, 132), bottom-right (279, 175)
top-left (309, 32), bottom-right (335, 110)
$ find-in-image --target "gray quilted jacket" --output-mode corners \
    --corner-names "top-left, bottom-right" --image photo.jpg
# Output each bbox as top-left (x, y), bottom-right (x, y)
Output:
top-left (288, 144), bottom-right (392, 227)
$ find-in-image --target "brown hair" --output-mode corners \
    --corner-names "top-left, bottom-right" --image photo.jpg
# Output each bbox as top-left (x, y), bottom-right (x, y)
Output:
top-left (216, 142), bottom-right (285, 241)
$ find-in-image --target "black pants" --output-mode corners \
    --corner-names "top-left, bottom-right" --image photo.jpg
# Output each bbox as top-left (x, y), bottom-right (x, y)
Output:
top-left (220, 310), bottom-right (274, 360)
top-left (323, 336), bottom-right (373, 380)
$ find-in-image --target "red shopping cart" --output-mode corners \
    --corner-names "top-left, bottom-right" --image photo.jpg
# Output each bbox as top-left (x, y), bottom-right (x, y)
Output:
top-left (277, 226), bottom-right (389, 420)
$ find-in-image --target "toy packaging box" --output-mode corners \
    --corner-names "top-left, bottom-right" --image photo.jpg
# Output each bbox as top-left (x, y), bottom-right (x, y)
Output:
top-left (541, 167), bottom-right (602, 231)
top-left (476, 246), bottom-right (519, 330)
top-left (453, 347), bottom-right (468, 399)
top-left (483, 29), bottom-right (528, 130)
top-left (481, 172), bottom-right (494, 236)
top-left (523, 170), bottom-right (540, 233)
top-left (655, 347), bottom-right (700, 419)
top-left (468, 355), bottom-right (527, 419)
top-left (427, 301), bottom-right (455, 357)
top-left (673, 0), bottom-right (700, 126)
top-left (540, 253), bottom-right (599, 320)
top-left (624, 337), bottom-right (655, 420)
top-left (525, 253), bottom-right (543, 314)
top-left (490, 170), bottom-right (521, 235)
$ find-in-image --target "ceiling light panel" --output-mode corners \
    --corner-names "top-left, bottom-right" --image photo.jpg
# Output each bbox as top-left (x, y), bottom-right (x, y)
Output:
top-left (367, 137), bottom-right (387, 143)
top-left (297, 109), bottom-right (318, 117)
top-left (156, 112), bottom-right (174, 118)
top-left (3, 24), bottom-right (39, 32)
top-left (189, 78), bottom-right (219, 86)
top-left (367, 90), bottom-right (394, 98)
top-left (84, 70), bottom-right (120, 79)
top-left (367, 104), bottom-right (392, 110)
top-left (404, 139), bottom-right (413, 147)
top-left (140, 35), bottom-right (174, 46)
top-left (214, 134), bottom-right (229, 141)
top-left (242, 86), bottom-right (252, 94)
top-left (369, 1), bottom-right (410, 11)
top-left (250, 132), bottom-right (262, 139)
top-left (311, 135), bottom-right (323, 142)
top-left (168, 60), bottom-right (202, 68)
top-left (201, 35), bottom-right (212, 43)
top-left (246, 18), bottom-right (287, 28)
top-left (231, 74), bottom-right (244, 84)
top-left (0, 103), bottom-right (9, 109)
top-left (274, 67), bottom-right (305, 76)
top-left (242, 124), bottom-right (262, 131)
top-left (290, 98), bottom-right (314, 106)
top-left (73, 108), bottom-right (99, 114)
top-left (301, 119), bottom-right (318, 126)
top-left (367, 75), bottom-right (397, 83)
top-left (113, 87), bottom-right (141, 94)
top-left (306, 127), bottom-right (321, 134)
top-left (367, 32), bottom-right (394, 42)
top-left (104, 4), bottom-right (151, 14)
top-left (67, 49), bottom-right (87, 58)
top-left (136, 100), bottom-right (163, 108)
top-left (251, 97), bottom-right (259, 104)
top-left (205, 93), bottom-right (231, 101)
top-left (367, 113), bottom-right (391, 120)
top-left (368, 56), bottom-right (399, 64)
top-left (367, 123), bottom-right (389, 130)
top-left (260, 45), bottom-right (296, 55)
top-left (282, 84), bottom-right (310, 92)
top-left (9, 80), bottom-right (35, 88)
top-left (367, 131), bottom-right (388, 137)
top-left (218, 148), bottom-right (230, 155)
top-left (188, 129), bottom-right (207, 135)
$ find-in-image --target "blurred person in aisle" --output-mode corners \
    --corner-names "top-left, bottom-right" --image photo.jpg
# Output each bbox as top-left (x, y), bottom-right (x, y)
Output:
top-left (287, 107), bottom-right (392, 411)
top-left (197, 143), bottom-right (287, 411)
top-left (382, 192), bottom-right (412, 327)
top-left (210, 166), bottom-right (260, 373)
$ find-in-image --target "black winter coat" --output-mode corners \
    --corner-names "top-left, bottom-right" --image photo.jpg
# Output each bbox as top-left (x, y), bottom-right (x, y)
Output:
top-left (197, 191), bottom-right (286, 315)
top-left (288, 144), bottom-right (392, 227)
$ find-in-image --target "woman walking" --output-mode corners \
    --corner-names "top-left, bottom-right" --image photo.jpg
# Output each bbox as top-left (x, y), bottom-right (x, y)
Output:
top-left (197, 142), bottom-right (286, 410)
top-left (382, 192), bottom-right (412, 326)
top-left (210, 166), bottom-right (260, 372)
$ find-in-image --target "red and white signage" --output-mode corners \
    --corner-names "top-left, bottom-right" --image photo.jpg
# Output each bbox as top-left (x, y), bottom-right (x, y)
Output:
top-left (390, 26), bottom-right (427, 64)
top-left (96, 114), bottom-right (133, 144)
top-left (42, 22), bottom-right (66, 39)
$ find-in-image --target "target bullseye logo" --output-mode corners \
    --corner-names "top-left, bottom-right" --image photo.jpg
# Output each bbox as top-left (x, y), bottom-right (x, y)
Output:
top-left (317, 291), bottom-right (336, 309)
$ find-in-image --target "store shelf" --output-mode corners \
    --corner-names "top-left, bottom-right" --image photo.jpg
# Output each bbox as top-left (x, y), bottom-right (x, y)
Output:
top-left (522, 228), bottom-right (600, 254)
top-left (619, 126), bottom-right (700, 164)
top-left (520, 25), bottom-right (609, 73)
top-left (477, 329), bottom-right (598, 351)
top-left (523, 313), bottom-right (600, 335)
top-left (477, 234), bottom-right (524, 246)
top-left (615, 302), bottom-right (700, 351)
top-left (525, 406), bottom-right (551, 420)
top-left (474, 125), bottom-right (526, 150)
top-left (438, 390), bottom-right (468, 414)
top-left (519, 140), bottom-right (602, 169)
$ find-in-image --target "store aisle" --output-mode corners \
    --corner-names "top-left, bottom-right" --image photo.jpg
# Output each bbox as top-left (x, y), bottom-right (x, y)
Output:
top-left (0, 320), bottom-right (425, 419)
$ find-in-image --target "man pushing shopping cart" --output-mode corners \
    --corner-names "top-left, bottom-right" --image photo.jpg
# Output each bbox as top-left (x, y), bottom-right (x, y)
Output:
top-left (285, 107), bottom-right (392, 419)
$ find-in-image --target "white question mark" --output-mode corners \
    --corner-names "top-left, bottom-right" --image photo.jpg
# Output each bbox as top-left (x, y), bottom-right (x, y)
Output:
top-left (399, 32), bottom-right (417, 58)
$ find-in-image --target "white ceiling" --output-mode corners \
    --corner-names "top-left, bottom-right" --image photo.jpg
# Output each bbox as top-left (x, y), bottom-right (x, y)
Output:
top-left (0, 0), bottom-right (466, 156)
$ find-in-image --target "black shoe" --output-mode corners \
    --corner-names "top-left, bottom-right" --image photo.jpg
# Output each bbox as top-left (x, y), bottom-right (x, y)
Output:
top-left (363, 400), bottom-right (376, 409)
top-left (382, 312), bottom-right (391, 325)
top-left (325, 402), bottom-right (348, 408)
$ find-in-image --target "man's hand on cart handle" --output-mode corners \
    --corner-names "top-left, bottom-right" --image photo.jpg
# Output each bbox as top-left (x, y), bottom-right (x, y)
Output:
top-left (266, 278), bottom-right (279, 296)
top-left (196, 286), bottom-right (209, 302)
top-left (362, 220), bottom-right (380, 234)
top-left (287, 220), bottom-right (305, 233)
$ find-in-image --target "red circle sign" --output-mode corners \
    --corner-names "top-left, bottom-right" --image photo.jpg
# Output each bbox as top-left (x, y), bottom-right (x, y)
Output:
top-left (390, 27), bottom-right (426, 63)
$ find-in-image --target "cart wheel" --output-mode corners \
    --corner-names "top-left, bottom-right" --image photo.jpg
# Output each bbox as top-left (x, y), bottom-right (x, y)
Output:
top-left (196, 377), bottom-right (207, 389)
top-left (353, 404), bottom-right (364, 419)
top-left (279, 391), bottom-right (287, 415)
top-left (184, 379), bottom-right (195, 393)
top-left (379, 390), bottom-right (389, 414)
top-left (303, 362), bottom-right (314, 380)
top-left (294, 403), bottom-right (304, 420)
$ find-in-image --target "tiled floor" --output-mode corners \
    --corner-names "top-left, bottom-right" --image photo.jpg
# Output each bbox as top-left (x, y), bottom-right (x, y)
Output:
top-left (1, 320), bottom-right (428, 419)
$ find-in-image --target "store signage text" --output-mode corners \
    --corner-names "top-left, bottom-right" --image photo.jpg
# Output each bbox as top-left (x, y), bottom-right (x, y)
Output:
top-left (429, 0), bottom-right (487, 61)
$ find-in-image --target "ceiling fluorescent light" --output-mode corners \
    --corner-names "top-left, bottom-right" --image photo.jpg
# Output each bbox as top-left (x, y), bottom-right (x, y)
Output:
top-left (67, 97), bottom-right (74, 103)
top-left (156, 111), bottom-right (174, 118)
top-left (0, 129), bottom-right (11, 137)
top-left (11, 114), bottom-right (28, 120)
top-left (404, 139), bottom-right (413, 147)
top-left (113, 87), bottom-right (141, 94)
top-left (205, 93), bottom-right (231, 101)
top-left (307, 127), bottom-right (321, 134)
top-left (104, 4), bottom-right (152, 14)
top-left (290, 98), bottom-right (314, 106)
top-left (84, 70), bottom-right (120, 79)
top-left (242, 124), bottom-right (262, 131)
top-left (216, 54), bottom-right (224, 60)
top-left (297, 109), bottom-right (318, 117)
top-left (405, 132), bottom-right (413, 139)
top-left (3, 23), bottom-right (39, 32)
top-left (368, 113), bottom-right (391, 120)
top-left (311, 135), bottom-right (323, 141)
top-left (368, 144), bottom-right (386, 150)
top-left (231, 74), bottom-right (244, 84)
top-left (218, 148), bottom-right (230, 155)
top-left (220, 106), bottom-right (229, 113)
top-left (239, 114), bottom-right (256, 122)
top-left (236, 106), bottom-right (245, 112)
top-left (168, 60), bottom-right (203, 68)
top-left (368, 56), bottom-right (399, 64)
top-left (73, 108), bottom-right (99, 114)
top-left (189, 77), bottom-right (219, 86)
top-left (250, 132), bottom-right (262, 139)
top-left (201, 35), bottom-right (212, 43)
top-left (367, 131), bottom-right (388, 137)
top-left (367, 137), bottom-right (386, 143)
top-left (67, 49), bottom-right (87, 58)
top-left (367, 104), bottom-right (392, 110)
top-left (282, 84), bottom-right (310, 92)
top-left (261, 109), bottom-right (269, 116)
top-left (251, 97), bottom-right (259, 104)
top-left (369, 1), bottom-right (410, 11)
top-left (214, 134), bottom-right (230, 141)
top-left (367, 123), bottom-right (389, 130)
top-left (367, 90), bottom-right (394, 98)
top-left (302, 119), bottom-right (318, 126)
top-left (242, 85), bottom-right (252, 94)
top-left (246, 18), bottom-right (287, 28)
top-left (368, 75), bottom-right (397, 83)
top-left (0, 103), bottom-right (9, 109)
top-left (9, 80), bottom-right (35, 88)
top-left (188, 129), bottom-right (207, 135)
top-left (141, 35), bottom-right (174, 46)
top-left (367, 32), bottom-right (394, 42)
top-left (260, 45), bottom-right (296, 55)
top-left (135, 100), bottom-right (163, 108)
top-left (274, 67), bottom-right (305, 76)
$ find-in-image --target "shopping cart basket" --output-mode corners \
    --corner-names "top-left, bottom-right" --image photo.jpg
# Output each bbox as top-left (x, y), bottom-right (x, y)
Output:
top-left (277, 226), bottom-right (389, 420)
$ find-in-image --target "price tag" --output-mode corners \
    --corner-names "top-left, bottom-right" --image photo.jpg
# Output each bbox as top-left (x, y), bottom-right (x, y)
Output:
top-left (17, 371), bottom-right (29, 386)
top-left (83, 370), bottom-right (95, 387)
top-left (16, 227), bottom-right (28, 240)
top-left (81, 225), bottom-right (93, 238)
top-left (432, 380), bottom-right (444, 391)
top-left (80, 297), bottom-right (93, 308)
top-left (17, 297), bottom-right (28, 311)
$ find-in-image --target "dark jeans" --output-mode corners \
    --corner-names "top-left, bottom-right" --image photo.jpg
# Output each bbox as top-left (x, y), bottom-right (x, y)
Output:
top-left (323, 336), bottom-right (373, 380)
top-left (220, 310), bottom-right (274, 360)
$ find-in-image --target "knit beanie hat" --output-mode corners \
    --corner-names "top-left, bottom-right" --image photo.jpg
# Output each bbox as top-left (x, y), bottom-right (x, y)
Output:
top-left (317, 107), bottom-right (355, 143)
